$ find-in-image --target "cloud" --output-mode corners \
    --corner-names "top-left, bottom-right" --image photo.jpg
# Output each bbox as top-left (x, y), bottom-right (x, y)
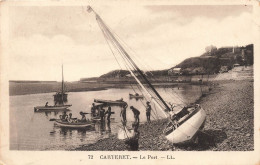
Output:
top-left (9, 34), bottom-right (119, 81)
top-left (8, 6), bottom-right (253, 81)
top-left (123, 11), bottom-right (253, 69)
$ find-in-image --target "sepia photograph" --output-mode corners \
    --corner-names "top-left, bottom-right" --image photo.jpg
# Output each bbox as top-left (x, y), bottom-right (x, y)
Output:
top-left (1, 0), bottom-right (259, 164)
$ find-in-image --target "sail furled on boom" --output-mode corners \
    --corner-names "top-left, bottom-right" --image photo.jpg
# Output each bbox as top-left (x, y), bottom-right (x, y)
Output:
top-left (87, 6), bottom-right (171, 117)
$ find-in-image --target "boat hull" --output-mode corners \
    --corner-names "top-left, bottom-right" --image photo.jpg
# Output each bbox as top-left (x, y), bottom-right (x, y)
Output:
top-left (165, 106), bottom-right (206, 144)
top-left (94, 99), bottom-right (126, 106)
top-left (129, 94), bottom-right (144, 99)
top-left (55, 120), bottom-right (92, 128)
top-left (34, 105), bottom-right (72, 111)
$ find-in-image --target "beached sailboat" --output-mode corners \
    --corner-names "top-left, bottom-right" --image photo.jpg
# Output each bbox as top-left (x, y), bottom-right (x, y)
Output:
top-left (87, 6), bottom-right (206, 144)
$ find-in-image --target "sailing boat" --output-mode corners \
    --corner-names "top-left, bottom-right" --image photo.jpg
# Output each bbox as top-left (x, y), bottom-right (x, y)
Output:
top-left (53, 64), bottom-right (68, 103)
top-left (34, 65), bottom-right (72, 112)
top-left (87, 6), bottom-right (206, 144)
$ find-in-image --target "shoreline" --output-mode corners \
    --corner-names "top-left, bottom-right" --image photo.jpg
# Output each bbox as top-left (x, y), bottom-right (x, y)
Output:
top-left (9, 81), bottom-right (196, 96)
top-left (72, 78), bottom-right (253, 151)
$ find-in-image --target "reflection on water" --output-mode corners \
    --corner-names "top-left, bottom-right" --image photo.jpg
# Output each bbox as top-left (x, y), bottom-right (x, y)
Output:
top-left (10, 85), bottom-right (208, 150)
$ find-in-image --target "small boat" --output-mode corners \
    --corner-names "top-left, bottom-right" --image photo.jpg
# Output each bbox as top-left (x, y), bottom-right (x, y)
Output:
top-left (53, 64), bottom-right (68, 102)
top-left (129, 93), bottom-right (144, 99)
top-left (55, 120), bottom-right (92, 129)
top-left (34, 65), bottom-right (72, 112)
top-left (94, 99), bottom-right (126, 106)
top-left (34, 104), bottom-right (72, 112)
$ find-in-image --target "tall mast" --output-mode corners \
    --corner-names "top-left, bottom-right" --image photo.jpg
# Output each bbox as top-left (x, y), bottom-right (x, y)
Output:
top-left (62, 64), bottom-right (64, 94)
top-left (88, 6), bottom-right (171, 113)
top-left (61, 64), bottom-right (64, 103)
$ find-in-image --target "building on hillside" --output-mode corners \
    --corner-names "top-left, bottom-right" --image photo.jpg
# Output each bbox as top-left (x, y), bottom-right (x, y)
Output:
top-left (125, 73), bottom-right (132, 77)
top-left (168, 68), bottom-right (181, 75)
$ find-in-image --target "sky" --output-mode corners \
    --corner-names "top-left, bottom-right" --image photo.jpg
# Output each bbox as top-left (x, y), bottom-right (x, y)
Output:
top-left (9, 5), bottom-right (253, 81)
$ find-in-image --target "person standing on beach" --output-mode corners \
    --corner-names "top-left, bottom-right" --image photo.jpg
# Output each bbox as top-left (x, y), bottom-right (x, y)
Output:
top-left (91, 103), bottom-right (96, 117)
top-left (105, 106), bottom-right (112, 123)
top-left (130, 106), bottom-right (140, 123)
top-left (120, 103), bottom-right (128, 123)
top-left (146, 101), bottom-right (151, 123)
top-left (99, 106), bottom-right (105, 123)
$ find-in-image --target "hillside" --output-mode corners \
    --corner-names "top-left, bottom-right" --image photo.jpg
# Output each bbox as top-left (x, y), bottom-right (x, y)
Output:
top-left (173, 44), bottom-right (253, 75)
top-left (80, 44), bottom-right (253, 80)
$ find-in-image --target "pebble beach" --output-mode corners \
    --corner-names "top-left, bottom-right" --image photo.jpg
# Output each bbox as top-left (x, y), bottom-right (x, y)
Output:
top-left (73, 66), bottom-right (254, 151)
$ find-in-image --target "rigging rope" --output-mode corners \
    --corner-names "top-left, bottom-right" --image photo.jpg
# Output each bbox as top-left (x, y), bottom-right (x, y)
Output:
top-left (97, 16), bottom-right (165, 120)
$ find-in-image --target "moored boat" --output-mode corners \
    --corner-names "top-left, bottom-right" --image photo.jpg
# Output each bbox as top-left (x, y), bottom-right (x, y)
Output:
top-left (34, 104), bottom-right (72, 111)
top-left (53, 64), bottom-right (68, 102)
top-left (129, 93), bottom-right (144, 99)
top-left (94, 99), bottom-right (126, 106)
top-left (55, 120), bottom-right (92, 128)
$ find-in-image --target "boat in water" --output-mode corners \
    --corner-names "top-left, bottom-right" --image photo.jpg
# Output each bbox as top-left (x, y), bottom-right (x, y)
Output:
top-left (34, 104), bottom-right (72, 112)
top-left (55, 120), bottom-right (92, 129)
top-left (94, 99), bottom-right (126, 106)
top-left (129, 93), bottom-right (144, 99)
top-left (34, 65), bottom-right (72, 111)
top-left (53, 64), bottom-right (68, 103)
top-left (87, 6), bottom-right (206, 145)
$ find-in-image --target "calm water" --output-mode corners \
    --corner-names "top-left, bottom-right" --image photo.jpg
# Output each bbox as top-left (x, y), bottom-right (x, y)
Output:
top-left (10, 85), bottom-right (208, 150)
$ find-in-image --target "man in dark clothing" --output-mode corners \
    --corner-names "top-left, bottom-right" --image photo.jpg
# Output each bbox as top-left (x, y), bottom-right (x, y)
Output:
top-left (60, 111), bottom-right (68, 122)
top-left (99, 106), bottom-right (105, 123)
top-left (91, 103), bottom-right (96, 117)
top-left (105, 106), bottom-right (112, 123)
top-left (146, 101), bottom-right (151, 123)
top-left (120, 103), bottom-right (128, 123)
top-left (130, 106), bottom-right (140, 123)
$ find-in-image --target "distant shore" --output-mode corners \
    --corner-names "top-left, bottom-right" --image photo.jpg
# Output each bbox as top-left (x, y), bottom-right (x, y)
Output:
top-left (9, 81), bottom-right (185, 96)
top-left (9, 81), bottom-right (115, 96)
top-left (72, 66), bottom-right (254, 151)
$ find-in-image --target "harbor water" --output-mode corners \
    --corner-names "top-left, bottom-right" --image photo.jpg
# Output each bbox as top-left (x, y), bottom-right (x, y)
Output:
top-left (10, 85), bottom-right (208, 150)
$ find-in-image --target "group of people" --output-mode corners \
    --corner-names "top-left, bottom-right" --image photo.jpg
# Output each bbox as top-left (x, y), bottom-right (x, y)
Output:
top-left (120, 101), bottom-right (152, 124)
top-left (91, 103), bottom-right (113, 123)
top-left (121, 101), bottom-right (151, 151)
top-left (59, 101), bottom-right (152, 124)
top-left (59, 111), bottom-right (88, 123)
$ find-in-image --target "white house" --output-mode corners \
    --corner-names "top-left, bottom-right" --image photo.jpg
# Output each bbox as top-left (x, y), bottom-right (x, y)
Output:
top-left (168, 68), bottom-right (181, 75)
